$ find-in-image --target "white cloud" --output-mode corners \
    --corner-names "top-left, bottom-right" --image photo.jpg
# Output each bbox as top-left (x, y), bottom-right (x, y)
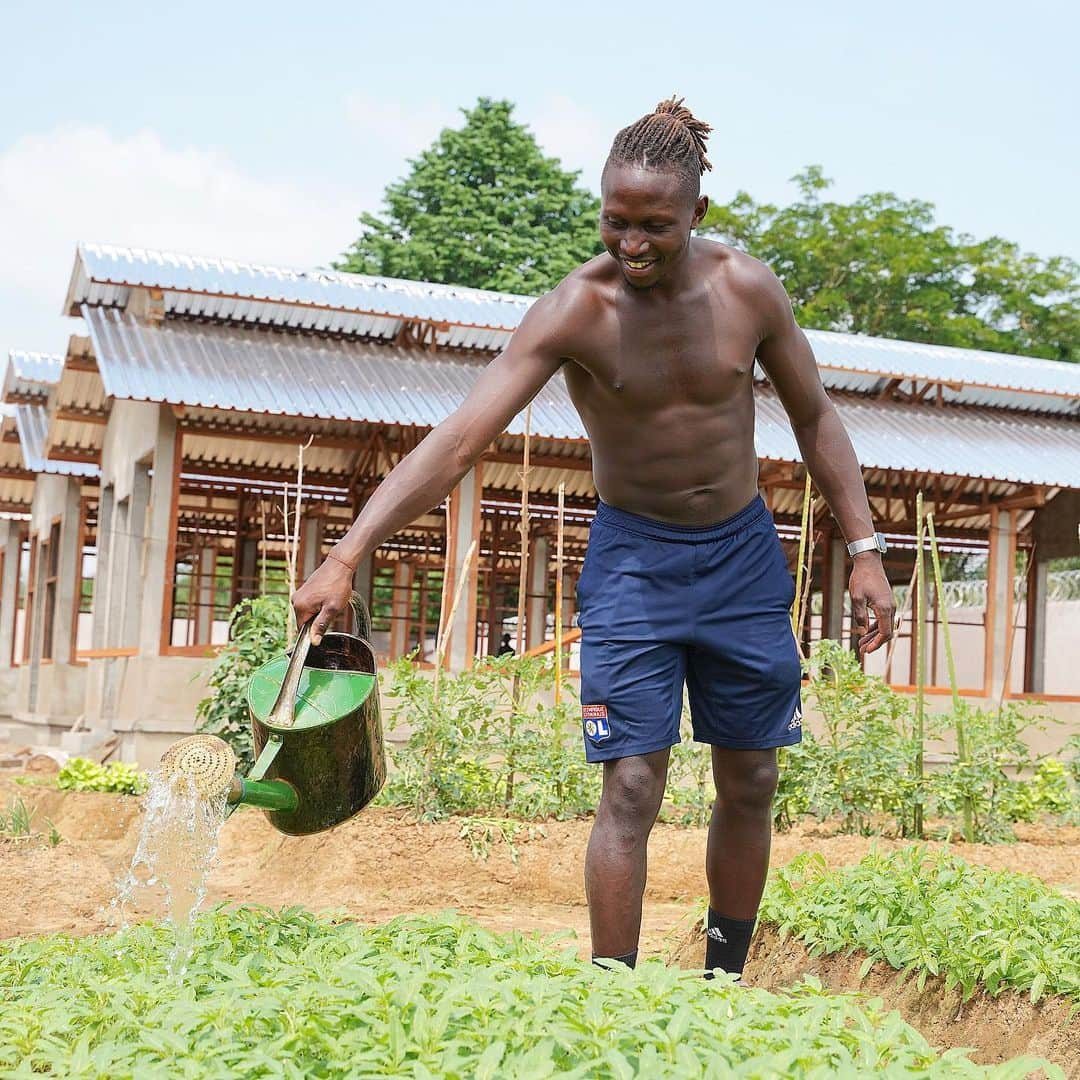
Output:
top-left (0, 126), bottom-right (361, 357)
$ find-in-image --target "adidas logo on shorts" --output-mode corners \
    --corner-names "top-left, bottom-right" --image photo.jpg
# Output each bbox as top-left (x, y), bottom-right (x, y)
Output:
top-left (788, 707), bottom-right (803, 732)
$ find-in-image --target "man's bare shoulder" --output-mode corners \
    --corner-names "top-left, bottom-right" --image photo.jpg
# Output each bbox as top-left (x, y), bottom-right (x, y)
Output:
top-left (521, 255), bottom-right (615, 349)
top-left (696, 238), bottom-right (791, 331)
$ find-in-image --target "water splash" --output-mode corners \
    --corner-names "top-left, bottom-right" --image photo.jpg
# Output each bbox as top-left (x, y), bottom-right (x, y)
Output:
top-left (111, 769), bottom-right (228, 971)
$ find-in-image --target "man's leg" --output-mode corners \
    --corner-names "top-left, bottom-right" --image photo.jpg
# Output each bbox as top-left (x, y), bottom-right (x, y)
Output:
top-left (585, 747), bottom-right (670, 965)
top-left (704, 747), bottom-right (779, 977)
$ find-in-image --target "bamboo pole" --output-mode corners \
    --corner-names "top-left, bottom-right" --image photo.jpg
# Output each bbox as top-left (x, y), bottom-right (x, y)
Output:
top-left (433, 539), bottom-right (477, 703)
top-left (790, 471), bottom-right (812, 644)
top-left (913, 491), bottom-right (926, 840)
top-left (554, 482), bottom-right (566, 706)
top-left (999, 533), bottom-right (1035, 712)
top-left (927, 511), bottom-right (972, 841)
top-left (514, 405), bottom-right (532, 654)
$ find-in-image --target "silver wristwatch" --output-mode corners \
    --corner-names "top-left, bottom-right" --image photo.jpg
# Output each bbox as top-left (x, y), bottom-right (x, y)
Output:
top-left (847, 532), bottom-right (887, 557)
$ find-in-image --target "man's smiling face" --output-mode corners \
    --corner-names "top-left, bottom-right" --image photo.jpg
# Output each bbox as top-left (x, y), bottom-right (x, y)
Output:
top-left (599, 165), bottom-right (708, 289)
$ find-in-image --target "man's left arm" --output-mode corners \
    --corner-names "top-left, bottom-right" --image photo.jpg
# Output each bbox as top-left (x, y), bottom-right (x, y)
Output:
top-left (753, 266), bottom-right (895, 655)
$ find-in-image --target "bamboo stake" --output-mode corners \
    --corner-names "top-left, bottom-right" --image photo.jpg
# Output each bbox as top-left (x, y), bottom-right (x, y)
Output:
top-left (514, 405), bottom-right (532, 654)
top-left (258, 499), bottom-right (267, 595)
top-left (927, 512), bottom-right (972, 841)
top-left (790, 471), bottom-right (812, 643)
top-left (554, 482), bottom-right (566, 706)
top-left (913, 491), bottom-right (926, 840)
top-left (433, 539), bottom-right (477, 703)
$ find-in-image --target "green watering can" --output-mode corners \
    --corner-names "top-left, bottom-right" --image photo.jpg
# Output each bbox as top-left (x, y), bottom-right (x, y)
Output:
top-left (160, 609), bottom-right (386, 836)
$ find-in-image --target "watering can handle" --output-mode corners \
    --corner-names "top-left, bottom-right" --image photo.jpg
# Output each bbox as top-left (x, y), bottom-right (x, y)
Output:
top-left (266, 619), bottom-right (314, 729)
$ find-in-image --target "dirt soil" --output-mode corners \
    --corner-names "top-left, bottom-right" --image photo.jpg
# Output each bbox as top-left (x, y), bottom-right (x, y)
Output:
top-left (2, 777), bottom-right (1078, 1071)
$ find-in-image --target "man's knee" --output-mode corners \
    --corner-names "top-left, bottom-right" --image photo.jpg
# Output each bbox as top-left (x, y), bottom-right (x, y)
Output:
top-left (715, 755), bottom-right (778, 815)
top-left (599, 758), bottom-right (666, 829)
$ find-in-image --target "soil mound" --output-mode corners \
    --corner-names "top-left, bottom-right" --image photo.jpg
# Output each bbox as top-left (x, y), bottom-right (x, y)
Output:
top-left (668, 923), bottom-right (1079, 1075)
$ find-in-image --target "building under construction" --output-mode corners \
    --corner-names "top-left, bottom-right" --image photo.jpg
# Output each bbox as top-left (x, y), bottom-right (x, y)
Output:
top-left (1, 242), bottom-right (1078, 764)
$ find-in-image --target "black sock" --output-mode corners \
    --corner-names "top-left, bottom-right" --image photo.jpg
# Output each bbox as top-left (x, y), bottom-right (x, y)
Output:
top-left (593, 949), bottom-right (638, 970)
top-left (703, 910), bottom-right (755, 978)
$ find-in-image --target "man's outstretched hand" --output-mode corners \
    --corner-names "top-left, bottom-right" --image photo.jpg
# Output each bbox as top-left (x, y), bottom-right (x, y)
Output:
top-left (292, 554), bottom-right (355, 646)
top-left (849, 557), bottom-right (895, 657)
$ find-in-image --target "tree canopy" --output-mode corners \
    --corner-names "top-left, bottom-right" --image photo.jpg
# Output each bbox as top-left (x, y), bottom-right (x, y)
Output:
top-left (336, 98), bottom-right (602, 295)
top-left (700, 167), bottom-right (1078, 362)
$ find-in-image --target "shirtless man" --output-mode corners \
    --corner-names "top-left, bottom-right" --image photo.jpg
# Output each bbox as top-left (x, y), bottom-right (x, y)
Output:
top-left (293, 98), bottom-right (895, 978)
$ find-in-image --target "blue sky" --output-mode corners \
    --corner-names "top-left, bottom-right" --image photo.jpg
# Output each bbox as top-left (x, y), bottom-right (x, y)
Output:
top-left (1, 0), bottom-right (1076, 360)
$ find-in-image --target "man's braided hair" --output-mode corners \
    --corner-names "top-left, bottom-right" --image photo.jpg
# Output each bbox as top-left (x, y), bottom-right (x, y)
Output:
top-left (606, 97), bottom-right (713, 194)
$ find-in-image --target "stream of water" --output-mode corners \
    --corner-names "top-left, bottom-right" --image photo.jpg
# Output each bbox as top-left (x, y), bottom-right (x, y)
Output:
top-left (111, 770), bottom-right (228, 971)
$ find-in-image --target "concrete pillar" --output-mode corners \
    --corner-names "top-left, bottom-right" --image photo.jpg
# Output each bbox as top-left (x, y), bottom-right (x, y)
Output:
top-left (1024, 556), bottom-right (1049, 694)
top-left (526, 535), bottom-right (549, 649)
top-left (49, 478), bottom-right (83, 665)
top-left (90, 488), bottom-right (114, 651)
top-left (985, 508), bottom-right (1017, 699)
top-left (388, 560), bottom-right (414, 658)
top-left (138, 408), bottom-right (179, 657)
top-left (823, 536), bottom-right (846, 642)
top-left (0, 522), bottom-right (19, 669)
top-left (444, 465), bottom-right (483, 671)
top-left (300, 513), bottom-right (325, 582)
top-left (119, 465), bottom-right (149, 648)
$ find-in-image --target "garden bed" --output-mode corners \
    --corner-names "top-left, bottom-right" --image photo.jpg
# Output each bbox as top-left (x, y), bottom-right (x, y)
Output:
top-left (668, 927), bottom-right (1078, 1075)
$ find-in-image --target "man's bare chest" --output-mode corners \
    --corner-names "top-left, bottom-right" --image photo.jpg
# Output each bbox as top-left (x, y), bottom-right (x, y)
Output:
top-left (566, 311), bottom-right (760, 412)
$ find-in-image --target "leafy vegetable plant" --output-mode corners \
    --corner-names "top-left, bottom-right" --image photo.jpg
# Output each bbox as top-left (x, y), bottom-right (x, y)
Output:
top-left (196, 595), bottom-right (289, 769)
top-left (0, 908), bottom-right (1056, 1078)
top-left (57, 758), bottom-right (148, 795)
top-left (760, 847), bottom-right (1080, 1007)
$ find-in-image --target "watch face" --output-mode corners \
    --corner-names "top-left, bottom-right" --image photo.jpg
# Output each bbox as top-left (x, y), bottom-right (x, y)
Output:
top-left (875, 533), bottom-right (888, 553)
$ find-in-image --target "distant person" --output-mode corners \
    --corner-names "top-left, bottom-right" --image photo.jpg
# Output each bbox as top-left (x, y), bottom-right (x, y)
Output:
top-left (496, 633), bottom-right (515, 657)
top-left (295, 98), bottom-right (894, 981)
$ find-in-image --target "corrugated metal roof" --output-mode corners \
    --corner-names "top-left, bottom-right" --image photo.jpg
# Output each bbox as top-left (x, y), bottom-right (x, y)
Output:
top-left (12, 404), bottom-right (99, 478)
top-left (67, 241), bottom-right (1080, 413)
top-left (83, 308), bottom-right (1080, 489)
top-left (66, 242), bottom-right (530, 352)
top-left (3, 350), bottom-right (64, 403)
top-left (83, 306), bottom-right (582, 440)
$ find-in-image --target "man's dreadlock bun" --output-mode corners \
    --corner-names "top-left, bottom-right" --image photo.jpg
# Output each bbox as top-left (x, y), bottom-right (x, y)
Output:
top-left (606, 96), bottom-right (713, 192)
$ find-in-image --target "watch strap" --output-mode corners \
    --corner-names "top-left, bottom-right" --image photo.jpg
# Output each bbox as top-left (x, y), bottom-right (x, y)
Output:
top-left (847, 533), bottom-right (886, 557)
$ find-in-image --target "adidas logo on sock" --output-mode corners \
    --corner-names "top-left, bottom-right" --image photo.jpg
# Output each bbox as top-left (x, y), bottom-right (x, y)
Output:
top-left (706, 927), bottom-right (727, 943)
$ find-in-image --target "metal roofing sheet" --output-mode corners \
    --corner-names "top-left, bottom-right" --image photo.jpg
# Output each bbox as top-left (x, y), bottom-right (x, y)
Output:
top-left (68, 241), bottom-right (531, 331)
top-left (82, 306), bottom-right (582, 440)
top-left (3, 350), bottom-right (64, 403)
top-left (83, 308), bottom-right (1080, 489)
top-left (67, 241), bottom-right (1080, 411)
top-left (13, 404), bottom-right (99, 477)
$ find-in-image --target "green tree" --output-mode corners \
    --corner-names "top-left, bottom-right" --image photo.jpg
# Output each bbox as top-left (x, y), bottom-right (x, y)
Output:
top-left (701, 167), bottom-right (1078, 361)
top-left (337, 98), bottom-right (603, 294)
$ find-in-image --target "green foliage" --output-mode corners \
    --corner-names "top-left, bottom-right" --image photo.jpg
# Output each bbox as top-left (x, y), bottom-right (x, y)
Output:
top-left (701, 167), bottom-right (1079, 361)
top-left (775, 641), bottom-right (924, 836)
top-left (337, 98), bottom-right (603, 294)
top-left (380, 653), bottom-right (599, 821)
top-left (0, 797), bottom-right (60, 846)
top-left (926, 702), bottom-right (1068, 842)
top-left (760, 847), bottom-right (1080, 1009)
top-left (56, 758), bottom-right (147, 796)
top-left (664, 711), bottom-right (714, 828)
top-left (195, 596), bottom-right (289, 770)
top-left (0, 907), bottom-right (1052, 1078)
top-left (0, 797), bottom-right (34, 837)
top-left (774, 640), bottom-right (1074, 841)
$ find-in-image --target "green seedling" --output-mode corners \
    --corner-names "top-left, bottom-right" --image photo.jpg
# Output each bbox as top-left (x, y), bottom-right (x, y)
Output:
top-left (0, 909), bottom-right (1059, 1078)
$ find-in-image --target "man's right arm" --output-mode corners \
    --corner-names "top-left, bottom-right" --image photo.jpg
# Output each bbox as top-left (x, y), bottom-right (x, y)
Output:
top-left (293, 286), bottom-right (578, 640)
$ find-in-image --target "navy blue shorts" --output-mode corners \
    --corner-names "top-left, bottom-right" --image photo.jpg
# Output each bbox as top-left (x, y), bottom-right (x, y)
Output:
top-left (576, 494), bottom-right (803, 763)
